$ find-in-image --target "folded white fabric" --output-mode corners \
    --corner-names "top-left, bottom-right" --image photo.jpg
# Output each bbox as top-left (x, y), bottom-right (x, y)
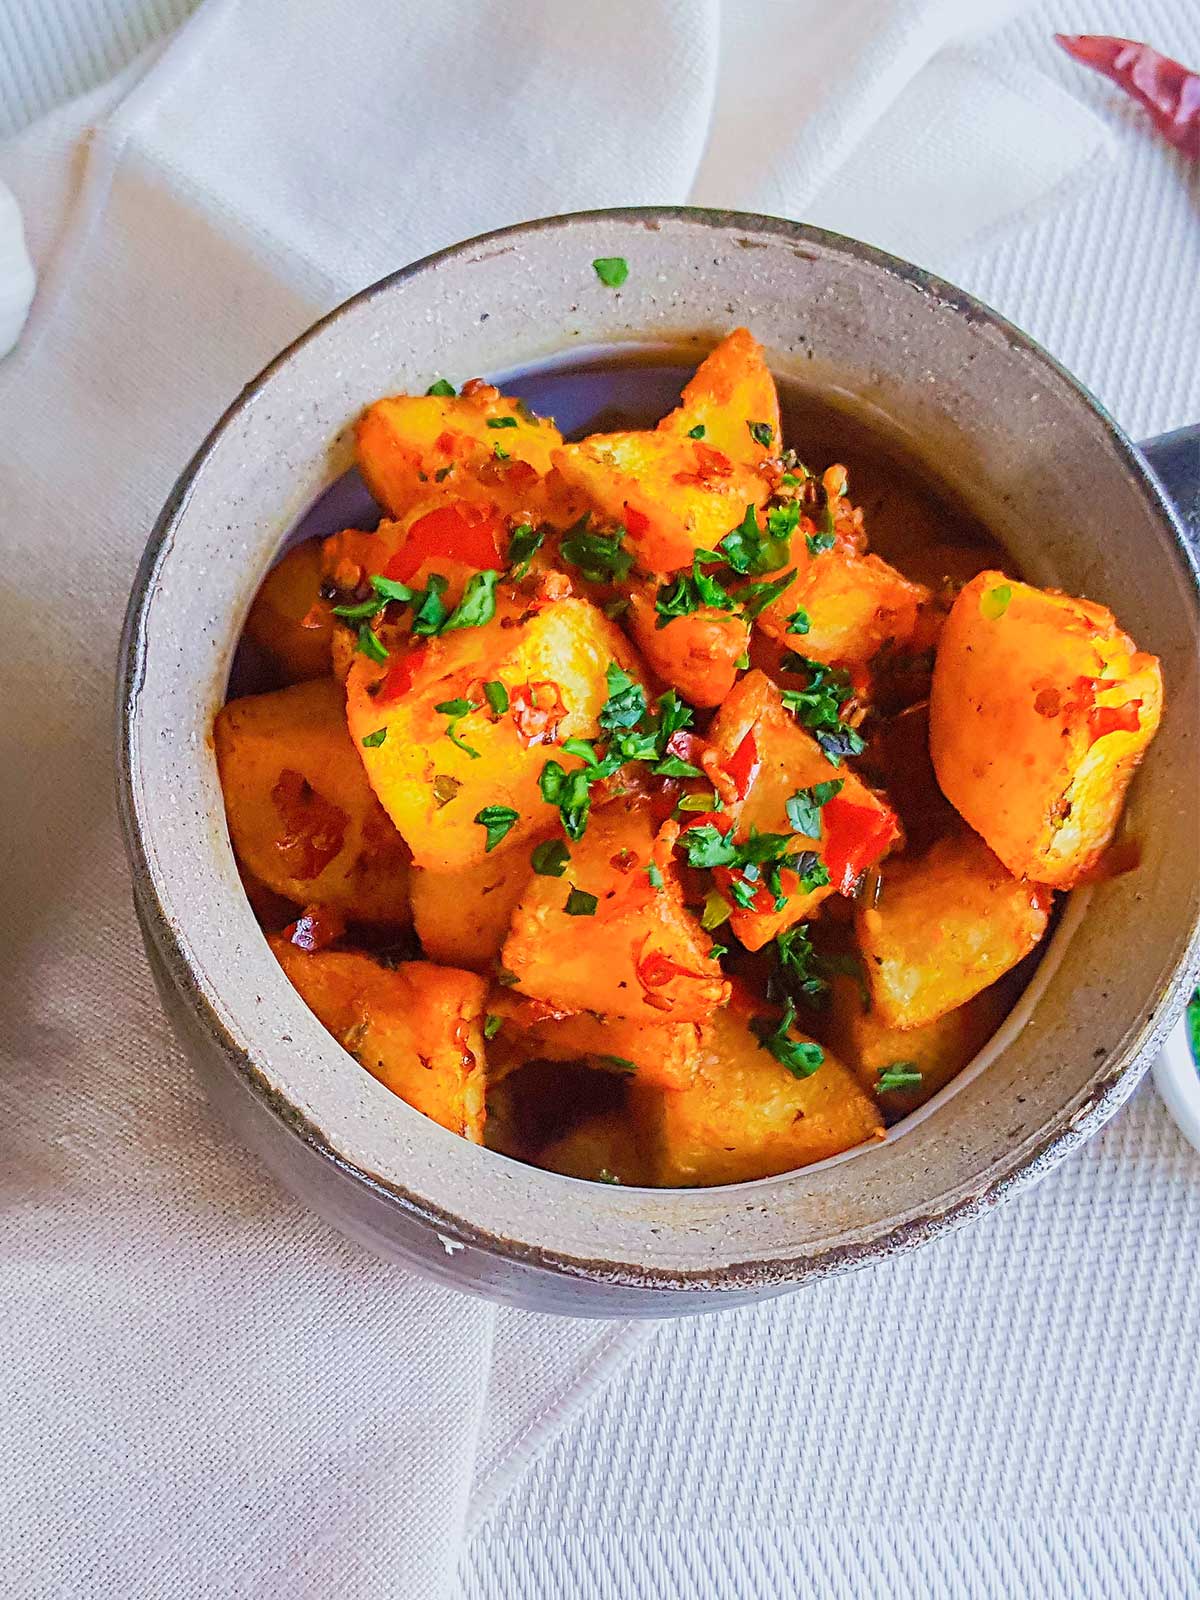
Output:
top-left (0, 2), bottom-right (1108, 1595)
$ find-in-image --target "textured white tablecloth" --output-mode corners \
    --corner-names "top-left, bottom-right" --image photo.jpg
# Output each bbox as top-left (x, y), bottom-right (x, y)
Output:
top-left (2, 2), bottom-right (1197, 1598)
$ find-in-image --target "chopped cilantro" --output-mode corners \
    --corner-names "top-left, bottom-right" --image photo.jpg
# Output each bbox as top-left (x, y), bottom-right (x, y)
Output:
top-left (786, 606), bottom-right (811, 636)
top-left (735, 568), bottom-right (796, 620)
top-left (751, 1000), bottom-right (825, 1078)
top-left (564, 886), bottom-right (599, 916)
top-left (779, 655), bottom-right (864, 765)
top-left (531, 839), bottom-right (571, 877)
top-left (474, 805), bottom-right (519, 851)
top-left (560, 514), bottom-right (634, 583)
top-left (442, 569), bottom-right (498, 632)
top-left (645, 860), bottom-right (665, 889)
top-left (434, 465), bottom-right (454, 482)
top-left (598, 662), bottom-right (647, 730)
top-left (506, 522), bottom-right (544, 579)
top-left (361, 727), bottom-right (388, 749)
top-left (876, 1061), bottom-right (923, 1092)
top-left (435, 698), bottom-right (481, 759)
top-left (806, 528), bottom-right (836, 557)
top-left (785, 779), bottom-right (844, 839)
top-left (773, 924), bottom-right (828, 1008)
top-left (333, 594), bottom-right (386, 621)
top-left (681, 824), bottom-right (738, 870)
top-left (409, 573), bottom-right (450, 637)
top-left (483, 1013), bottom-right (503, 1040)
top-left (598, 1054), bottom-right (637, 1074)
top-left (980, 583), bottom-right (1012, 620)
top-left (560, 737), bottom-right (600, 766)
top-left (539, 760), bottom-right (592, 841)
top-left (719, 504), bottom-right (790, 575)
top-left (653, 754), bottom-right (704, 778)
top-left (487, 415), bottom-right (519, 430)
top-left (426, 378), bottom-right (456, 397)
top-left (493, 442), bottom-right (509, 460)
top-left (483, 680), bottom-right (509, 716)
top-left (708, 943), bottom-right (728, 960)
top-left (356, 624), bottom-right (388, 664)
top-left (592, 256), bottom-right (629, 287)
top-left (371, 574), bottom-right (414, 603)
top-left (687, 424), bottom-right (706, 439)
top-left (748, 421), bottom-right (775, 448)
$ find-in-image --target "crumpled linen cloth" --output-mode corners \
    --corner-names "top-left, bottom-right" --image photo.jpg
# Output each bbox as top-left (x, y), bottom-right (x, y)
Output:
top-left (0, 1), bottom-right (1109, 1595)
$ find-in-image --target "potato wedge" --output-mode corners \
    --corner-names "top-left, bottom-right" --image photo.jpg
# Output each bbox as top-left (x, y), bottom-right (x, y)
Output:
top-left (633, 1004), bottom-right (883, 1186)
top-left (705, 671), bottom-right (899, 950)
top-left (657, 327), bottom-right (781, 467)
top-left (269, 936), bottom-right (487, 1140)
top-left (357, 382), bottom-right (564, 523)
top-left (553, 431), bottom-right (769, 573)
top-left (856, 826), bottom-right (1053, 1030)
top-left (243, 537), bottom-right (333, 684)
top-left (502, 800), bottom-right (729, 1022)
top-left (930, 572), bottom-right (1163, 886)
top-left (757, 548), bottom-right (928, 668)
top-left (825, 970), bottom-right (1011, 1118)
top-left (411, 851), bottom-right (533, 970)
top-left (540, 1110), bottom-right (653, 1185)
top-left (626, 583), bottom-right (749, 707)
top-left (215, 678), bottom-right (411, 923)
top-left (486, 990), bottom-right (704, 1091)
top-left (345, 594), bottom-right (642, 871)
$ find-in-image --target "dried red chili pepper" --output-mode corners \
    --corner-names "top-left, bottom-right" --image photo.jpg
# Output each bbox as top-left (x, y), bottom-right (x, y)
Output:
top-left (1055, 35), bottom-right (1200, 159)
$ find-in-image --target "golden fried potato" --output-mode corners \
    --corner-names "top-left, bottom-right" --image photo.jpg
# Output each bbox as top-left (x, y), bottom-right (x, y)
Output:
top-left (825, 970), bottom-right (1011, 1118)
top-left (270, 936), bottom-right (486, 1140)
top-left (243, 537), bottom-right (333, 684)
top-left (705, 671), bottom-right (899, 950)
top-left (856, 826), bottom-right (1053, 1030)
top-left (930, 573), bottom-right (1163, 887)
top-left (633, 1004), bottom-right (883, 1186)
top-left (411, 851), bottom-right (533, 970)
top-left (502, 800), bottom-right (729, 1023)
top-left (215, 678), bottom-right (411, 923)
top-left (357, 381), bottom-right (564, 523)
top-left (757, 548), bottom-right (928, 668)
top-left (657, 327), bottom-right (781, 467)
top-left (540, 1110), bottom-right (652, 1185)
top-left (552, 431), bottom-right (769, 573)
top-left (345, 594), bottom-right (642, 871)
top-left (626, 584), bottom-right (749, 707)
top-left (486, 990), bottom-right (704, 1091)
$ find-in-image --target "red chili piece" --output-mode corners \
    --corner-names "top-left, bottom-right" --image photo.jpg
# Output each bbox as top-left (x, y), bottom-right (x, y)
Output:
top-left (820, 796), bottom-right (901, 896)
top-left (723, 729), bottom-right (760, 801)
top-left (385, 501), bottom-right (503, 583)
top-left (1088, 701), bottom-right (1142, 742)
top-left (1056, 35), bottom-right (1200, 159)
top-left (374, 642), bottom-right (429, 705)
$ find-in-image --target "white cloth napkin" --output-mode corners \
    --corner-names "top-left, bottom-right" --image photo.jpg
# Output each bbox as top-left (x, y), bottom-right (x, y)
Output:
top-left (0, 3), bottom-right (1109, 1595)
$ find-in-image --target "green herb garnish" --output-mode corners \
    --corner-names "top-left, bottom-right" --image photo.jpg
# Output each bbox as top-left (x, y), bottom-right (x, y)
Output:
top-left (564, 886), bottom-right (599, 916)
top-left (531, 838), bottom-right (571, 877)
top-left (598, 662), bottom-right (647, 730)
top-left (719, 504), bottom-right (790, 576)
top-left (487, 415), bottom-right (519, 430)
top-left (356, 624), bottom-right (388, 664)
top-left (751, 1000), bottom-right (825, 1078)
top-left (426, 378), bottom-right (456, 397)
top-left (442, 569), bottom-right (498, 632)
top-left (876, 1062), bottom-right (923, 1092)
top-left (786, 606), bottom-right (811, 636)
top-left (474, 805), bottom-right (519, 851)
top-left (592, 256), bottom-right (629, 287)
top-left (361, 727), bottom-right (388, 749)
top-left (687, 424), bottom-right (706, 439)
top-left (435, 698), bottom-right (481, 759)
top-left (785, 779), bottom-right (844, 839)
top-left (980, 583), bottom-right (1012, 620)
top-left (409, 573), bottom-right (450, 637)
top-left (598, 1054), bottom-right (637, 1074)
top-left (748, 421), bottom-right (775, 448)
top-left (483, 680), bottom-right (509, 716)
top-left (483, 1013), bottom-right (503, 1040)
top-left (560, 513), bottom-right (634, 583)
top-left (506, 522), bottom-right (544, 579)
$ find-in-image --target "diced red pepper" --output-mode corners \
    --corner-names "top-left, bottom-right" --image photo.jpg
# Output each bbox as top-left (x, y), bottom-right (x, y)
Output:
top-left (623, 505), bottom-right (650, 539)
top-left (384, 501), bottom-right (503, 583)
top-left (723, 729), bottom-right (760, 801)
top-left (820, 795), bottom-right (900, 895)
top-left (373, 642), bottom-right (429, 705)
top-left (1088, 701), bottom-right (1142, 742)
top-left (1056, 35), bottom-right (1200, 159)
top-left (509, 680), bottom-right (567, 746)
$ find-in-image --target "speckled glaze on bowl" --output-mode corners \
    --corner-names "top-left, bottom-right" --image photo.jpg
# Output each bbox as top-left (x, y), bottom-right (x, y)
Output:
top-left (117, 209), bottom-right (1200, 1317)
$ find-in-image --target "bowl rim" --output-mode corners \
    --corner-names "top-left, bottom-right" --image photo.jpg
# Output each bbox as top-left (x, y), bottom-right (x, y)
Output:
top-left (116, 204), bottom-right (1200, 1295)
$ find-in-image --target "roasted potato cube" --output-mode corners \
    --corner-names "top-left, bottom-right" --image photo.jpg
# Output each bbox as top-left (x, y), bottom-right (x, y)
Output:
top-left (357, 383), bottom-right (564, 522)
top-left (411, 851), bottom-right (533, 970)
top-left (269, 936), bottom-right (486, 1140)
top-left (705, 671), bottom-right (899, 950)
top-left (215, 678), bottom-right (411, 923)
top-left (657, 327), bottom-right (781, 467)
top-left (540, 1110), bottom-right (653, 1185)
top-left (626, 583), bottom-right (749, 707)
top-left (634, 1005), bottom-right (883, 1186)
top-left (929, 573), bottom-right (1163, 886)
top-left (552, 431), bottom-right (769, 573)
top-left (502, 801), bottom-right (729, 1023)
top-left (345, 594), bottom-right (642, 871)
top-left (486, 990), bottom-right (704, 1091)
top-left (756, 547), bottom-right (928, 668)
top-left (825, 971), bottom-right (1012, 1118)
top-left (243, 537), bottom-right (333, 684)
top-left (856, 827), bottom-right (1053, 1030)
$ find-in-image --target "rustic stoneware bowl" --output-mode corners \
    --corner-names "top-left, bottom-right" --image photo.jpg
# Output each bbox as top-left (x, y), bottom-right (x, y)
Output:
top-left (118, 208), bottom-right (1200, 1317)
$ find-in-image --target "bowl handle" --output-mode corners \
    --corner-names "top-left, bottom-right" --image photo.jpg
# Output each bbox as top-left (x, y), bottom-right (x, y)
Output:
top-left (1139, 423), bottom-right (1200, 550)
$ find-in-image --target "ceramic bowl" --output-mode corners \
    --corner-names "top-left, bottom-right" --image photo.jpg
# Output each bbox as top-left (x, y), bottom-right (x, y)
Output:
top-left (117, 208), bottom-right (1200, 1316)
